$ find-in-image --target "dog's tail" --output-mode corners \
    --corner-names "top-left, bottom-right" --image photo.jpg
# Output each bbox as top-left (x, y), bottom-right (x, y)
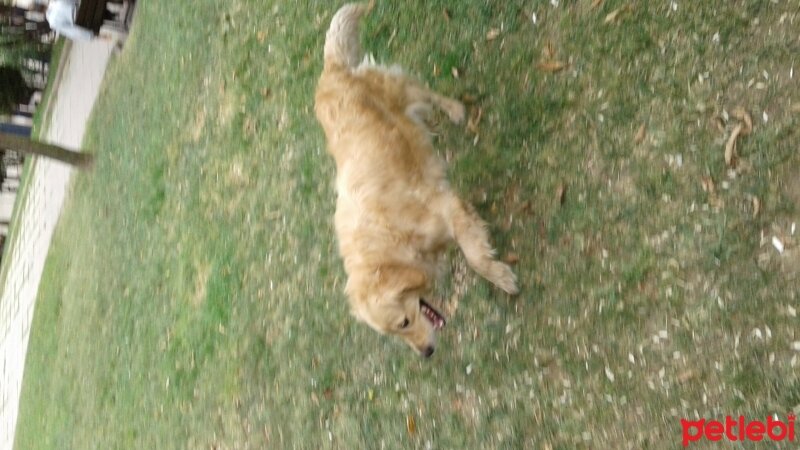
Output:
top-left (323, 2), bottom-right (374, 70)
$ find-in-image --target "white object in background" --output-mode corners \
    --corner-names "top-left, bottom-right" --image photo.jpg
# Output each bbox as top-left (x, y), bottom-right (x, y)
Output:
top-left (46, 0), bottom-right (95, 41)
top-left (772, 236), bottom-right (785, 254)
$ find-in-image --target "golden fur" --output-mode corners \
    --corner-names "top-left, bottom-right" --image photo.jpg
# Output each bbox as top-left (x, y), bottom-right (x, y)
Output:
top-left (315, 2), bottom-right (518, 357)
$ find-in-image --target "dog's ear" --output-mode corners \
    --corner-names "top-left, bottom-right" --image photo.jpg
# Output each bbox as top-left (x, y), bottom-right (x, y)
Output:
top-left (376, 264), bottom-right (428, 295)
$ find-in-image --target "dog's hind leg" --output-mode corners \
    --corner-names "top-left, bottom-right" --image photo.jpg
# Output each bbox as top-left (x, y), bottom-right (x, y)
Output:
top-left (445, 196), bottom-right (518, 295)
top-left (405, 84), bottom-right (465, 124)
top-left (356, 66), bottom-right (465, 124)
top-left (405, 101), bottom-right (434, 128)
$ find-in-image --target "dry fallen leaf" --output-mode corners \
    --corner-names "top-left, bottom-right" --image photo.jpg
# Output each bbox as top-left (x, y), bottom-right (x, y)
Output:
top-left (536, 61), bottom-right (568, 73)
top-left (700, 176), bottom-right (716, 195)
top-left (605, 366), bottom-right (615, 383)
top-left (724, 123), bottom-right (743, 167)
top-left (543, 41), bottom-right (556, 60)
top-left (257, 31), bottom-right (267, 43)
top-left (731, 107), bottom-right (753, 135)
top-left (486, 28), bottom-right (501, 41)
top-left (451, 67), bottom-right (460, 78)
top-left (604, 9), bottom-right (621, 23)
top-left (634, 123), bottom-right (647, 144)
top-left (442, 8), bottom-right (451, 21)
top-left (604, 5), bottom-right (632, 24)
top-left (406, 414), bottom-right (416, 435)
top-left (556, 183), bottom-right (567, 205)
top-left (592, 0), bottom-right (604, 9)
top-left (504, 253), bottom-right (520, 265)
top-left (677, 370), bottom-right (696, 383)
top-left (467, 107), bottom-right (483, 134)
top-left (701, 176), bottom-right (723, 208)
top-left (722, 107), bottom-right (753, 167)
top-left (712, 115), bottom-right (726, 133)
top-left (772, 236), bottom-right (785, 253)
top-left (752, 196), bottom-right (761, 219)
top-left (461, 94), bottom-right (478, 104)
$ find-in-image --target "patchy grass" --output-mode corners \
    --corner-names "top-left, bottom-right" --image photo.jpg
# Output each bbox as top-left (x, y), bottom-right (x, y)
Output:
top-left (14, 1), bottom-right (800, 449)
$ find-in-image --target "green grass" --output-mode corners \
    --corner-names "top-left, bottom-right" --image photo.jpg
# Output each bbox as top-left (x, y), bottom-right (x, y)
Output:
top-left (14, 1), bottom-right (800, 449)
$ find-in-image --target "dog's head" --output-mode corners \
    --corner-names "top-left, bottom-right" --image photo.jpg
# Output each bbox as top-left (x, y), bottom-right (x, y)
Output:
top-left (347, 264), bottom-right (446, 357)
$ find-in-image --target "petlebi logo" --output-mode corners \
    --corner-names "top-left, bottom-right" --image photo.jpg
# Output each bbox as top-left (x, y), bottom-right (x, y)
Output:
top-left (681, 414), bottom-right (796, 447)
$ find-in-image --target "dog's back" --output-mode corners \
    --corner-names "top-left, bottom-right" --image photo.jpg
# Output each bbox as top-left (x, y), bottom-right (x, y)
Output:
top-left (315, 2), bottom-right (434, 173)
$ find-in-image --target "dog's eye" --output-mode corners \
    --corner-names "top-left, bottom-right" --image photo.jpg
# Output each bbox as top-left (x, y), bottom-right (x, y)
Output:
top-left (400, 318), bottom-right (410, 329)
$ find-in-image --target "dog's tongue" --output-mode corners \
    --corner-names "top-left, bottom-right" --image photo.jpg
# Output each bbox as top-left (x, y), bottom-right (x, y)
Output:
top-left (420, 299), bottom-right (446, 330)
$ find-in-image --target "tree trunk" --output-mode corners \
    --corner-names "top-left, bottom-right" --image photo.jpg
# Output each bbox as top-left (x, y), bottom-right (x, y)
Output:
top-left (0, 131), bottom-right (92, 168)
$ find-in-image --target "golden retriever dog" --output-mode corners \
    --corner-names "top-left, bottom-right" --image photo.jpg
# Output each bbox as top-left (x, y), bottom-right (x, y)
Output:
top-left (315, 2), bottom-right (518, 357)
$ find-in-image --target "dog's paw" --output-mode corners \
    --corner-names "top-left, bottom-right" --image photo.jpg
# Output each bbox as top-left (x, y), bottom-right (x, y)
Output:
top-left (489, 262), bottom-right (519, 295)
top-left (444, 100), bottom-right (466, 124)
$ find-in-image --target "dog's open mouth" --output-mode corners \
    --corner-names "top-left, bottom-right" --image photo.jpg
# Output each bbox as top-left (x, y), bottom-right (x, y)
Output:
top-left (420, 299), bottom-right (446, 330)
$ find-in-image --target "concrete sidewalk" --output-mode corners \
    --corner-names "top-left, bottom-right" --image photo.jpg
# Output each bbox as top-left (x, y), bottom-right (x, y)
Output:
top-left (0, 39), bottom-right (116, 450)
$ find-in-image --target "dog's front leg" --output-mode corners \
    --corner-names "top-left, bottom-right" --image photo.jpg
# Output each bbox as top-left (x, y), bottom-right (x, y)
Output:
top-left (445, 196), bottom-right (518, 294)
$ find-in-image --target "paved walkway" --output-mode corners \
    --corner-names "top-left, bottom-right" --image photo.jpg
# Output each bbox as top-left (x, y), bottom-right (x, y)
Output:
top-left (0, 39), bottom-right (116, 450)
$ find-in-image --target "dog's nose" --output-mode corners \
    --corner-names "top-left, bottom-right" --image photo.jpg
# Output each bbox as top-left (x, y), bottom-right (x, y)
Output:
top-left (422, 346), bottom-right (435, 358)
